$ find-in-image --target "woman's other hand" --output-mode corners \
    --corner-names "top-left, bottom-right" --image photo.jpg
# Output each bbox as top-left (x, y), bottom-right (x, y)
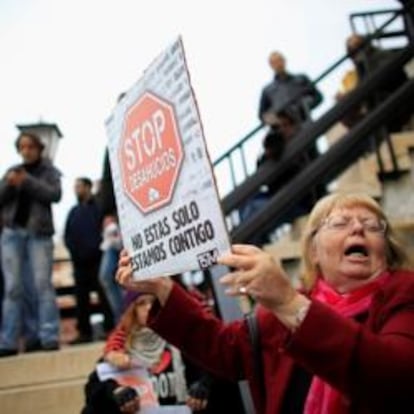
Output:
top-left (218, 244), bottom-right (297, 311)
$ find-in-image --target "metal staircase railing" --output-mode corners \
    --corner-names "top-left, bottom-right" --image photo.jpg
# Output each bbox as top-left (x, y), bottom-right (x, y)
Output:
top-left (207, 1), bottom-right (414, 323)
top-left (221, 46), bottom-right (414, 225)
top-left (232, 78), bottom-right (414, 242)
top-left (212, 6), bottom-right (406, 202)
top-left (202, 4), bottom-right (414, 413)
top-left (350, 8), bottom-right (408, 45)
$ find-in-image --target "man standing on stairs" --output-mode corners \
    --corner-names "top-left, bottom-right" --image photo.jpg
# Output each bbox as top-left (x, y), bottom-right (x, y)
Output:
top-left (64, 177), bottom-right (114, 344)
top-left (0, 132), bottom-right (62, 357)
top-left (258, 51), bottom-right (323, 127)
top-left (339, 33), bottom-right (410, 132)
top-left (257, 52), bottom-right (324, 213)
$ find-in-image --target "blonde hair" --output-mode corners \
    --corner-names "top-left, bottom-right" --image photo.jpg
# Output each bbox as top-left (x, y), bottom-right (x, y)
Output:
top-left (118, 294), bottom-right (155, 350)
top-left (119, 294), bottom-right (153, 331)
top-left (300, 193), bottom-right (408, 290)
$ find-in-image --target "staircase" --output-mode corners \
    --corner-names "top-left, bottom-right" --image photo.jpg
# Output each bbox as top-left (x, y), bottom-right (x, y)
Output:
top-left (0, 342), bottom-right (103, 414)
top-left (263, 127), bottom-right (414, 283)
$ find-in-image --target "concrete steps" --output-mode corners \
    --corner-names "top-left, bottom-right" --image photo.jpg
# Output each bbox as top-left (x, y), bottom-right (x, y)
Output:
top-left (0, 342), bottom-right (103, 414)
top-left (263, 126), bottom-right (414, 280)
top-left (0, 379), bottom-right (85, 414)
top-left (325, 126), bottom-right (414, 197)
top-left (378, 130), bottom-right (414, 172)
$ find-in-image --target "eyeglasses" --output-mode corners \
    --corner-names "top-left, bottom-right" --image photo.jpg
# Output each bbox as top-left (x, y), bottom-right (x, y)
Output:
top-left (320, 215), bottom-right (387, 234)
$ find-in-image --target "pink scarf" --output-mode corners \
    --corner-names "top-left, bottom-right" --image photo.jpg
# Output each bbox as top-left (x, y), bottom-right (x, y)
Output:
top-left (303, 272), bottom-right (390, 414)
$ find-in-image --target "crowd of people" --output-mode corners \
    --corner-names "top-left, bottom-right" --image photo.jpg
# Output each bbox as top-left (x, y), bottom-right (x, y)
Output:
top-left (0, 130), bottom-right (245, 413)
top-left (240, 49), bottom-right (324, 244)
top-left (241, 30), bottom-right (412, 244)
top-left (0, 132), bottom-right (61, 356)
top-left (0, 29), bottom-right (413, 414)
top-left (0, 131), bottom-right (126, 354)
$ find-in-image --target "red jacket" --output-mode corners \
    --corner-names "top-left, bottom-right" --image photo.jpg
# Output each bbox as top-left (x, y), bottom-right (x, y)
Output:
top-left (148, 270), bottom-right (414, 414)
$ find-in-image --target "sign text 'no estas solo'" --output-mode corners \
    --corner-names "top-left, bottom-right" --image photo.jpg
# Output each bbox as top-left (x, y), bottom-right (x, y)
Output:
top-left (106, 36), bottom-right (230, 279)
top-left (119, 92), bottom-right (184, 214)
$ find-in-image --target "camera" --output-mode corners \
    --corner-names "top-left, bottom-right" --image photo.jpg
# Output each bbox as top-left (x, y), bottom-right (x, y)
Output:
top-left (112, 386), bottom-right (138, 407)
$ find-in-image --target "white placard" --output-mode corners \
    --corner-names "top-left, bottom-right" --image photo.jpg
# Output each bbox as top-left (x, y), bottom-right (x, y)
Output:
top-left (106, 36), bottom-right (230, 280)
top-left (140, 407), bottom-right (191, 414)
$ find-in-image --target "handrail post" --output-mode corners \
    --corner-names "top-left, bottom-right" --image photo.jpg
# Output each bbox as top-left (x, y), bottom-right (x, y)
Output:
top-left (228, 155), bottom-right (237, 189)
top-left (240, 147), bottom-right (249, 180)
top-left (400, 0), bottom-right (414, 46)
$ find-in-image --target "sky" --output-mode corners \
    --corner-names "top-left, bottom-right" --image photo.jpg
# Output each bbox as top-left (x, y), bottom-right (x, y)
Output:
top-left (0, 0), bottom-right (398, 239)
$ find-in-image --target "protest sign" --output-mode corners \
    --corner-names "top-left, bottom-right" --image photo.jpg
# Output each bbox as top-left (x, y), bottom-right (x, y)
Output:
top-left (106, 37), bottom-right (230, 279)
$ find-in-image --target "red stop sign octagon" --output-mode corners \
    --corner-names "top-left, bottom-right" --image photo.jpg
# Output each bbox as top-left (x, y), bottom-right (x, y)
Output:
top-left (118, 92), bottom-right (184, 214)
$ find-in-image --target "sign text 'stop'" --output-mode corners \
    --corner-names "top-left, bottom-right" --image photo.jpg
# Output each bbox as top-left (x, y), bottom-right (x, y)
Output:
top-left (118, 92), bottom-right (184, 214)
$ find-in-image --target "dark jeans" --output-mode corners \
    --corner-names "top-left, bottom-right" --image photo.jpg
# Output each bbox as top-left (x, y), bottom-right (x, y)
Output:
top-left (72, 257), bottom-right (114, 337)
top-left (1, 227), bottom-right (59, 349)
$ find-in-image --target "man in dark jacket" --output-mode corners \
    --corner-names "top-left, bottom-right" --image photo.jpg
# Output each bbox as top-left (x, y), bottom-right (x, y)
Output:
top-left (64, 177), bottom-right (114, 343)
top-left (258, 51), bottom-right (323, 126)
top-left (0, 132), bottom-right (61, 356)
top-left (342, 33), bottom-right (410, 132)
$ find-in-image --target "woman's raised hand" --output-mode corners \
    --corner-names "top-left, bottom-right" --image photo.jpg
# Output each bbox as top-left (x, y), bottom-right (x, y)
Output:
top-left (115, 249), bottom-right (174, 306)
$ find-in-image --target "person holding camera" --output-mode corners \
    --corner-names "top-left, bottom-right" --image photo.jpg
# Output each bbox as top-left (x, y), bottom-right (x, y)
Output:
top-left (0, 132), bottom-right (62, 356)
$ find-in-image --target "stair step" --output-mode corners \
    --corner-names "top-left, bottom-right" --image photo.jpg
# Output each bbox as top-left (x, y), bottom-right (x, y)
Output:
top-left (378, 130), bottom-right (414, 172)
top-left (0, 342), bottom-right (103, 389)
top-left (0, 378), bottom-right (85, 414)
top-left (325, 125), bottom-right (414, 197)
top-left (391, 217), bottom-right (414, 230)
top-left (263, 239), bottom-right (301, 261)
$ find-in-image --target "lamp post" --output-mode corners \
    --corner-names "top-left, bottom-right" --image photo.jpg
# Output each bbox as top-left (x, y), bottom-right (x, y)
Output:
top-left (16, 122), bottom-right (63, 163)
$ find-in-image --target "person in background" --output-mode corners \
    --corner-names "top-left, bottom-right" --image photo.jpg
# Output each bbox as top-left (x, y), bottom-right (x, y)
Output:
top-left (97, 150), bottom-right (117, 219)
top-left (258, 51), bottom-right (322, 127)
top-left (0, 132), bottom-right (61, 356)
top-left (82, 291), bottom-right (203, 413)
top-left (240, 109), bottom-right (324, 245)
top-left (257, 51), bottom-right (323, 213)
top-left (267, 109), bottom-right (324, 209)
top-left (96, 145), bottom-right (126, 325)
top-left (116, 193), bottom-right (414, 413)
top-left (99, 214), bottom-right (125, 324)
top-left (338, 33), bottom-right (409, 131)
top-left (64, 177), bottom-right (114, 344)
top-left (95, 93), bottom-right (127, 325)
